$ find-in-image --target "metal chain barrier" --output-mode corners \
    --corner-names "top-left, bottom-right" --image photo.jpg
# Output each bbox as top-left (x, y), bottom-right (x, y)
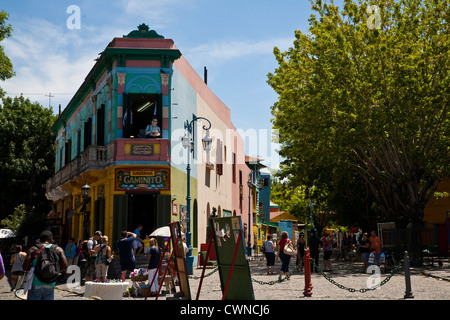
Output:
top-left (188, 267), bottom-right (219, 279)
top-left (311, 258), bottom-right (404, 293)
top-left (189, 262), bottom-right (303, 285)
top-left (189, 258), bottom-right (405, 293)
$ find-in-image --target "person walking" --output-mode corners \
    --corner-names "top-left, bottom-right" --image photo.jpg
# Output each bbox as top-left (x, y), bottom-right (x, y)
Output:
top-left (276, 231), bottom-right (294, 281)
top-left (64, 238), bottom-right (76, 266)
top-left (10, 245), bottom-right (26, 290)
top-left (117, 231), bottom-right (137, 281)
top-left (264, 235), bottom-right (276, 275)
top-left (296, 232), bottom-right (306, 271)
top-left (321, 232), bottom-right (333, 272)
top-left (22, 230), bottom-right (68, 300)
top-left (359, 232), bottom-right (370, 273)
top-left (309, 230), bottom-right (320, 273)
top-left (94, 236), bottom-right (112, 282)
top-left (146, 237), bottom-right (161, 297)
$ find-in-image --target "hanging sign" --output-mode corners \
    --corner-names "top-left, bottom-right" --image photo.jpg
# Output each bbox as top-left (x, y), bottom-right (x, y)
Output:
top-left (115, 167), bottom-right (170, 191)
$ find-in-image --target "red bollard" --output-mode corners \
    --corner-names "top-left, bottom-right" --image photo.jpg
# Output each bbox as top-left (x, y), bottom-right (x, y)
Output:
top-left (303, 248), bottom-right (313, 297)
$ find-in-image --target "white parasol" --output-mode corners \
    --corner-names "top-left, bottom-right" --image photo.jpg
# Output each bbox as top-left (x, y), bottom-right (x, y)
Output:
top-left (0, 229), bottom-right (16, 239)
top-left (150, 226), bottom-right (171, 237)
top-left (149, 226), bottom-right (184, 238)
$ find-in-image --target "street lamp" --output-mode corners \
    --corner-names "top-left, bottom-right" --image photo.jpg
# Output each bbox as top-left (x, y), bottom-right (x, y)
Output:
top-left (182, 115), bottom-right (212, 275)
top-left (247, 170), bottom-right (264, 257)
top-left (81, 179), bottom-right (91, 200)
top-left (247, 177), bottom-right (253, 256)
top-left (81, 179), bottom-right (91, 240)
top-left (309, 199), bottom-right (314, 230)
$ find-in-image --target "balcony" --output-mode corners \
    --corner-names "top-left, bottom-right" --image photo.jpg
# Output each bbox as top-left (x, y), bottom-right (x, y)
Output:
top-left (45, 138), bottom-right (169, 201)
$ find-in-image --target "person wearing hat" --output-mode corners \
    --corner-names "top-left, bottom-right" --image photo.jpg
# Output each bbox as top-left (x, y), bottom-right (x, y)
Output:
top-left (86, 231), bottom-right (102, 281)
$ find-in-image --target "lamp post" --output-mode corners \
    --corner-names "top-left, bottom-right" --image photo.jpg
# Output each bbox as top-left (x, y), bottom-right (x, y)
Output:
top-left (309, 199), bottom-right (314, 230)
top-left (81, 179), bottom-right (91, 241)
top-left (247, 176), bottom-right (253, 256)
top-left (247, 169), bottom-right (264, 257)
top-left (182, 115), bottom-right (212, 275)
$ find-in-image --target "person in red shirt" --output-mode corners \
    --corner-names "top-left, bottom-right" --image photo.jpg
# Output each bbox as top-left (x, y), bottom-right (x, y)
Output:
top-left (369, 230), bottom-right (383, 266)
top-left (276, 231), bottom-right (295, 281)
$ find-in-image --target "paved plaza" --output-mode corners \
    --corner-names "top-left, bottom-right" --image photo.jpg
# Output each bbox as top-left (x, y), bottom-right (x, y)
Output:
top-left (1, 254), bottom-right (449, 301)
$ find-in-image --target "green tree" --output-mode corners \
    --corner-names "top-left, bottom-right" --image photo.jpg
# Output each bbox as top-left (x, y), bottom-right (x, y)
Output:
top-left (0, 10), bottom-right (55, 236)
top-left (268, 0), bottom-right (449, 262)
top-left (1, 204), bottom-right (48, 239)
top-left (0, 10), bottom-right (15, 93)
top-left (270, 177), bottom-right (309, 219)
top-left (0, 96), bottom-right (56, 222)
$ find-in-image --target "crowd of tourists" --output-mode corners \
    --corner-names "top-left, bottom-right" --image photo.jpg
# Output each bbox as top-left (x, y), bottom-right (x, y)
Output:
top-left (0, 224), bottom-right (163, 300)
top-left (261, 229), bottom-right (385, 279)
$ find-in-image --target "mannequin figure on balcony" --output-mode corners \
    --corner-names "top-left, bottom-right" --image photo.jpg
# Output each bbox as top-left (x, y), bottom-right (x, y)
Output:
top-left (145, 117), bottom-right (161, 138)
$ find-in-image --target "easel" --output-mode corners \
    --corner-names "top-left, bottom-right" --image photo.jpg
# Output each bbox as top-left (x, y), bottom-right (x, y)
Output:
top-left (145, 222), bottom-right (191, 300)
top-left (196, 228), bottom-right (243, 300)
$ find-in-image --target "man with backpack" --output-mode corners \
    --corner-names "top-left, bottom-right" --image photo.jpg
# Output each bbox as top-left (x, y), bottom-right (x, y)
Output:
top-left (22, 230), bottom-right (68, 300)
top-left (85, 231), bottom-right (102, 281)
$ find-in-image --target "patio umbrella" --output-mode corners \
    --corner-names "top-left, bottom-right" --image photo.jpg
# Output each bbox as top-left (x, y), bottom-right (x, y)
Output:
top-left (149, 226), bottom-right (184, 238)
top-left (0, 229), bottom-right (16, 239)
top-left (150, 226), bottom-right (171, 237)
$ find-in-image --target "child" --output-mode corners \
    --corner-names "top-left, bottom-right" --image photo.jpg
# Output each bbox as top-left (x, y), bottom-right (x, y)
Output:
top-left (143, 235), bottom-right (150, 254)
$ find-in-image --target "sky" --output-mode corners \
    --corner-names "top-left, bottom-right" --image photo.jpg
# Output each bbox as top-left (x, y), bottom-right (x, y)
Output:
top-left (0, 0), bottom-right (335, 170)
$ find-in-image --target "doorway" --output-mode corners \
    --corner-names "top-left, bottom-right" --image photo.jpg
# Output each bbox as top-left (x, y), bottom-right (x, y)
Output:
top-left (127, 193), bottom-right (158, 238)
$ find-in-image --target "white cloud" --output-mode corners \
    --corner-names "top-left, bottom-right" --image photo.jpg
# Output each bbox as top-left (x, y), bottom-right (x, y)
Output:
top-left (117, 0), bottom-right (195, 30)
top-left (183, 37), bottom-right (293, 68)
top-left (1, 18), bottom-right (106, 110)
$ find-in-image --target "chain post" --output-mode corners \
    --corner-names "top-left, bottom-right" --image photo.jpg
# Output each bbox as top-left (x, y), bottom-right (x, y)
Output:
top-left (403, 251), bottom-right (414, 299)
top-left (303, 248), bottom-right (313, 297)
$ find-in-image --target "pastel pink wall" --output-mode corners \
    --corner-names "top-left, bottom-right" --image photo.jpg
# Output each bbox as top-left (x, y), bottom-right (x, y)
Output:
top-left (173, 49), bottom-right (252, 230)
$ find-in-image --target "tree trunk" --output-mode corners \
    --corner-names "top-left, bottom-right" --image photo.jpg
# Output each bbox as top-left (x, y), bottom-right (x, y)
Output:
top-left (407, 219), bottom-right (422, 267)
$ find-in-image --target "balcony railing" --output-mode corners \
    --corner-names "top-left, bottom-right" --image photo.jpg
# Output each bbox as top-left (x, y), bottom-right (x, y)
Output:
top-left (46, 138), bottom-right (170, 199)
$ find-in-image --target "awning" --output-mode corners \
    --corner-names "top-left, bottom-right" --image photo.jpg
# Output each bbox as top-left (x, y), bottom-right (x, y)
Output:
top-left (261, 222), bottom-right (280, 228)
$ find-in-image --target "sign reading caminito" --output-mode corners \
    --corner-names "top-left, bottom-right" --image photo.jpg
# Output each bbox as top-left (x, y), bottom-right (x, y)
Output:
top-left (115, 167), bottom-right (170, 191)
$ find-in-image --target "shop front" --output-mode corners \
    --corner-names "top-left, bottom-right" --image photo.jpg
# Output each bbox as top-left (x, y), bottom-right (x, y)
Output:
top-left (110, 166), bottom-right (172, 251)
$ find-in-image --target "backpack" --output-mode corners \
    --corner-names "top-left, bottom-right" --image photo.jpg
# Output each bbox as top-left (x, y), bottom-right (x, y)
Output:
top-left (80, 240), bottom-right (89, 259)
top-left (34, 244), bottom-right (60, 284)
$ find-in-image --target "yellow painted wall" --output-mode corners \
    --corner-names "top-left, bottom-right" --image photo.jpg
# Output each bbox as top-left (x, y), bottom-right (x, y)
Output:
top-left (68, 164), bottom-right (177, 244)
top-left (424, 177), bottom-right (450, 225)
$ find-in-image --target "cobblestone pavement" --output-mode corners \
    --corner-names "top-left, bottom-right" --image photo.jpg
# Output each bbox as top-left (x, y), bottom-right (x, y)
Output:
top-left (1, 255), bottom-right (449, 301)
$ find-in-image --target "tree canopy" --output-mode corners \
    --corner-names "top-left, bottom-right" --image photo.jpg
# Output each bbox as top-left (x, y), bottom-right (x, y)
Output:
top-left (268, 0), bottom-right (449, 230)
top-left (0, 10), bottom-right (14, 89)
top-left (0, 11), bottom-right (56, 230)
top-left (0, 95), bottom-right (56, 222)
